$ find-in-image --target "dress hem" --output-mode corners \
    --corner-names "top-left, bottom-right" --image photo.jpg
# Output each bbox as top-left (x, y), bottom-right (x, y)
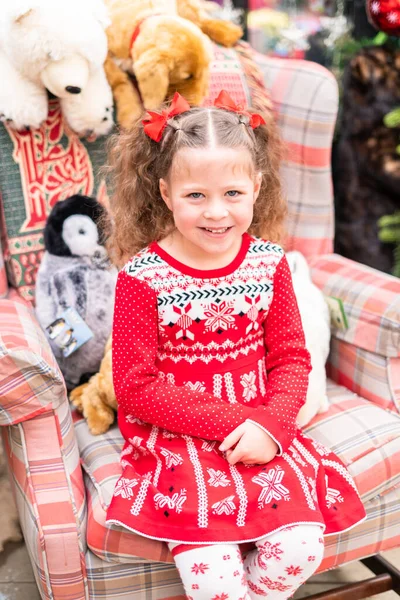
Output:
top-left (106, 518), bottom-right (330, 545)
top-left (323, 513), bottom-right (367, 537)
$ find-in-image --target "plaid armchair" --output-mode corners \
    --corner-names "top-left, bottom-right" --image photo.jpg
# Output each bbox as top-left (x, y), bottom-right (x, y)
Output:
top-left (1, 49), bottom-right (400, 600)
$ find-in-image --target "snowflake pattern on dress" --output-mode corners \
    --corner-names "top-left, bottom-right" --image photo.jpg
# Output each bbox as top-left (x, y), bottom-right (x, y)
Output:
top-left (129, 435), bottom-right (149, 457)
top-left (185, 381), bottom-right (206, 392)
top-left (125, 415), bottom-right (145, 425)
top-left (160, 447), bottom-right (184, 469)
top-left (207, 468), bottom-right (231, 487)
top-left (201, 440), bottom-right (218, 452)
top-left (131, 436), bottom-right (143, 447)
top-left (252, 467), bottom-right (290, 508)
top-left (120, 444), bottom-right (133, 458)
top-left (173, 303), bottom-right (194, 341)
top-left (308, 477), bottom-right (318, 503)
top-left (203, 301), bottom-right (235, 333)
top-left (241, 371), bottom-right (257, 402)
top-left (114, 477), bottom-right (139, 499)
top-left (154, 489), bottom-right (187, 513)
top-left (289, 446), bottom-right (307, 467)
top-left (325, 476), bottom-right (344, 508)
top-left (311, 440), bottom-right (331, 457)
top-left (162, 430), bottom-right (179, 439)
top-left (245, 294), bottom-right (261, 334)
top-left (212, 495), bottom-right (237, 515)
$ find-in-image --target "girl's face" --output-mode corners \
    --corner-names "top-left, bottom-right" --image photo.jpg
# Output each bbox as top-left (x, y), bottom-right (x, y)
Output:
top-left (159, 146), bottom-right (261, 261)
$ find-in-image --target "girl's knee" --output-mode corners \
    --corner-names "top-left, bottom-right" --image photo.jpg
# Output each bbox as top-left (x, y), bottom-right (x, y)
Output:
top-left (289, 525), bottom-right (324, 575)
top-left (257, 525), bottom-right (324, 576)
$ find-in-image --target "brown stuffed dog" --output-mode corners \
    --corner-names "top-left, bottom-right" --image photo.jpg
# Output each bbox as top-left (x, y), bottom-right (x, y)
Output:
top-left (104, 0), bottom-right (242, 129)
top-left (70, 336), bottom-right (116, 435)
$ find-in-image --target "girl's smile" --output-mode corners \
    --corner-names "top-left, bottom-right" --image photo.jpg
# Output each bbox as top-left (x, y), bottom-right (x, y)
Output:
top-left (159, 146), bottom-right (261, 269)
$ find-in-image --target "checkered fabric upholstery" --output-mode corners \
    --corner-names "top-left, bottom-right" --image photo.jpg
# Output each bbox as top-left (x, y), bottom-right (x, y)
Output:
top-left (310, 254), bottom-right (400, 414)
top-left (254, 55), bottom-right (338, 258)
top-left (310, 255), bottom-right (400, 359)
top-left (0, 298), bottom-right (65, 425)
top-left (1, 53), bottom-right (400, 600)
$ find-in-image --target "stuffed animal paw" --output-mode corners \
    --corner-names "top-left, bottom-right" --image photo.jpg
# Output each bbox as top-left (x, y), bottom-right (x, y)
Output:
top-left (177, 0), bottom-right (243, 47)
top-left (0, 50), bottom-right (48, 130)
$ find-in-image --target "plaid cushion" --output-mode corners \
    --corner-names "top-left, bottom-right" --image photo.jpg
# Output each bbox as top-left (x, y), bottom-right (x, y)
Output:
top-left (310, 254), bottom-right (400, 358)
top-left (0, 298), bottom-right (66, 425)
top-left (328, 338), bottom-right (400, 414)
top-left (85, 549), bottom-right (184, 599)
top-left (2, 399), bottom-right (87, 600)
top-left (254, 55), bottom-right (337, 258)
top-left (74, 380), bottom-right (400, 565)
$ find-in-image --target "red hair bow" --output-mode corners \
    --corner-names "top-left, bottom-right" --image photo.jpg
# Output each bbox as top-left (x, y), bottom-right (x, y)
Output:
top-left (142, 92), bottom-right (191, 142)
top-left (213, 90), bottom-right (266, 129)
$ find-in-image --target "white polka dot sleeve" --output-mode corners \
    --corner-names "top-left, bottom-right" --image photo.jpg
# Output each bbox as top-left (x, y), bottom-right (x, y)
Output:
top-left (246, 256), bottom-right (312, 454)
top-left (112, 271), bottom-right (255, 440)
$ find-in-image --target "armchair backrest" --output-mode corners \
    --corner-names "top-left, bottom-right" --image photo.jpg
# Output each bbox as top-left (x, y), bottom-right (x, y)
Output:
top-left (0, 47), bottom-right (338, 302)
top-left (255, 54), bottom-right (338, 258)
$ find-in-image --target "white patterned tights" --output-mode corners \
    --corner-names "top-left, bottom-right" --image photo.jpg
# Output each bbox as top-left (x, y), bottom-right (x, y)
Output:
top-left (168, 524), bottom-right (324, 600)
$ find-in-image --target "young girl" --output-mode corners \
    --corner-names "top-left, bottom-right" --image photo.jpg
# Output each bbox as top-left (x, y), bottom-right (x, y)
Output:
top-left (106, 91), bottom-right (366, 599)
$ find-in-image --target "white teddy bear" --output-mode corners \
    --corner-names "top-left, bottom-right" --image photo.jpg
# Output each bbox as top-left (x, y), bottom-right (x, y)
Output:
top-left (286, 251), bottom-right (331, 427)
top-left (0, 0), bottom-right (113, 136)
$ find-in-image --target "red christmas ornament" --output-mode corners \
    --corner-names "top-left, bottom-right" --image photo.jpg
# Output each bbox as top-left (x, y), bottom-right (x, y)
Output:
top-left (367, 0), bottom-right (400, 36)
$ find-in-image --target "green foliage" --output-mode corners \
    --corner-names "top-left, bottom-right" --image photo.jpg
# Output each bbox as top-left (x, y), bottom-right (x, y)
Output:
top-left (384, 108), bottom-right (400, 128)
top-left (378, 213), bottom-right (400, 277)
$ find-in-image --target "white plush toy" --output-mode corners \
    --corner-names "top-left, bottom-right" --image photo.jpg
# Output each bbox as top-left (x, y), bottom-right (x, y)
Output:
top-left (0, 0), bottom-right (113, 136)
top-left (286, 251), bottom-right (331, 427)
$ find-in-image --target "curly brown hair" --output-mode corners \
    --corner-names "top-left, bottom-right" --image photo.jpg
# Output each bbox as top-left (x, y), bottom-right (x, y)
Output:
top-left (106, 104), bottom-right (287, 267)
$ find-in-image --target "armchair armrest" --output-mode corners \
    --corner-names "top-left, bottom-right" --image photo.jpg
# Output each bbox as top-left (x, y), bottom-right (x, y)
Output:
top-left (310, 254), bottom-right (400, 358)
top-left (0, 297), bottom-right (67, 426)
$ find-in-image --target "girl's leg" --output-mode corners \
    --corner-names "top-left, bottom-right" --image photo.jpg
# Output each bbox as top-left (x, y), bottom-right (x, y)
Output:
top-left (168, 542), bottom-right (250, 600)
top-left (244, 525), bottom-right (324, 599)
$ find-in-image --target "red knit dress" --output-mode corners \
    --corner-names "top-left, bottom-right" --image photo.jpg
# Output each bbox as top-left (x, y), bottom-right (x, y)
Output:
top-left (106, 234), bottom-right (366, 544)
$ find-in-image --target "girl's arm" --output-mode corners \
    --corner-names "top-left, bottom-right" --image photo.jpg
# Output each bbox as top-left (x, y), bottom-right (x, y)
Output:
top-left (113, 270), bottom-right (255, 440)
top-left (245, 255), bottom-right (312, 454)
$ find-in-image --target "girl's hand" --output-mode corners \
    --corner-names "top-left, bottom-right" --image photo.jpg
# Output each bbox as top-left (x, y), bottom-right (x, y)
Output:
top-left (220, 422), bottom-right (279, 466)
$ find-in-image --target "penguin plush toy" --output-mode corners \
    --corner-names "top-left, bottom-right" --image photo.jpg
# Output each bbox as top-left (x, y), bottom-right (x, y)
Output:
top-left (35, 195), bottom-right (117, 390)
